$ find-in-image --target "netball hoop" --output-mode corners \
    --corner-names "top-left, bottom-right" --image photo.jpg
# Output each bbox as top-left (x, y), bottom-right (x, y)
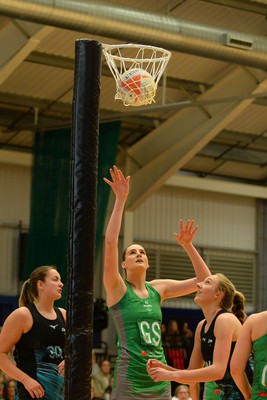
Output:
top-left (102, 43), bottom-right (171, 107)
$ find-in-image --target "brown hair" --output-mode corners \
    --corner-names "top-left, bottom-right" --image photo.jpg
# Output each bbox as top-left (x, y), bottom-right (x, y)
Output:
top-left (19, 265), bottom-right (57, 307)
top-left (216, 273), bottom-right (246, 324)
top-left (122, 245), bottom-right (130, 262)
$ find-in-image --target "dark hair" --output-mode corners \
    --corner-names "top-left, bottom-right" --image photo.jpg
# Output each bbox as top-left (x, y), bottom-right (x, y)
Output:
top-left (122, 246), bottom-right (129, 262)
top-left (216, 273), bottom-right (246, 324)
top-left (19, 265), bottom-right (57, 307)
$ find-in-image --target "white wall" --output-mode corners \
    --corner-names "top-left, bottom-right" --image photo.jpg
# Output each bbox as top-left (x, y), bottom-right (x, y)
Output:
top-left (134, 185), bottom-right (256, 251)
top-left (0, 162), bottom-right (31, 295)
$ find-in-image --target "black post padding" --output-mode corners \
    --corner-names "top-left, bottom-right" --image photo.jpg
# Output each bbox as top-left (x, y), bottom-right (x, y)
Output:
top-left (65, 39), bottom-right (102, 400)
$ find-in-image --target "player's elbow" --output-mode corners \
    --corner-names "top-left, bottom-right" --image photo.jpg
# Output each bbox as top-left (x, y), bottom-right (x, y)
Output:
top-left (217, 370), bottom-right (226, 380)
top-left (213, 364), bottom-right (227, 381)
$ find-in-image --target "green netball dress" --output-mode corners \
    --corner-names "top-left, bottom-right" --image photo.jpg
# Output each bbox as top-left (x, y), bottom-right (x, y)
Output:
top-left (109, 280), bottom-right (171, 399)
top-left (251, 333), bottom-right (267, 399)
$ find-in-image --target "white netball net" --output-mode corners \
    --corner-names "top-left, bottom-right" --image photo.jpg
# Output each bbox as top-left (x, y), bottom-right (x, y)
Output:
top-left (102, 43), bottom-right (171, 107)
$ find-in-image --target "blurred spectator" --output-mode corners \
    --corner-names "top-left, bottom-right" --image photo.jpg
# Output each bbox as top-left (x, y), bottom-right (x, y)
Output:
top-left (160, 323), bottom-right (169, 360)
top-left (181, 321), bottom-right (194, 367)
top-left (2, 379), bottom-right (15, 400)
top-left (166, 319), bottom-right (187, 396)
top-left (92, 351), bottom-right (100, 377)
top-left (166, 320), bottom-right (187, 370)
top-left (104, 375), bottom-right (114, 400)
top-left (91, 385), bottom-right (102, 400)
top-left (92, 360), bottom-right (111, 399)
top-left (160, 323), bottom-right (167, 345)
top-left (0, 382), bottom-right (4, 400)
top-left (182, 321), bottom-right (193, 339)
top-left (172, 384), bottom-right (192, 400)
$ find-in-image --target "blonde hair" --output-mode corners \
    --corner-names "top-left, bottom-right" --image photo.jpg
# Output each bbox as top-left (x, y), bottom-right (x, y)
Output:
top-left (216, 273), bottom-right (246, 324)
top-left (19, 265), bottom-right (57, 307)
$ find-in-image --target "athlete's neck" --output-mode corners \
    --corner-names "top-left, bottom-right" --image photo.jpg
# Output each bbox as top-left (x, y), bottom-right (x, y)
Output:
top-left (202, 306), bottom-right (222, 326)
top-left (33, 299), bottom-right (55, 314)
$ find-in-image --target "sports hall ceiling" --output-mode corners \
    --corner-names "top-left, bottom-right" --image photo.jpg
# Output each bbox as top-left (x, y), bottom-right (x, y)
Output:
top-left (0, 0), bottom-right (267, 209)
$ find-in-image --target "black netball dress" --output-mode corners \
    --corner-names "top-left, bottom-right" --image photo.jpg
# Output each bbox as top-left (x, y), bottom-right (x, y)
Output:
top-left (14, 303), bottom-right (65, 400)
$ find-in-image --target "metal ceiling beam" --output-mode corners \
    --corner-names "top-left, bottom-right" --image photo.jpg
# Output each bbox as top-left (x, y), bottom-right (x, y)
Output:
top-left (0, 92), bottom-right (71, 114)
top-left (0, 20), bottom-right (54, 84)
top-left (166, 172), bottom-right (267, 199)
top-left (125, 67), bottom-right (267, 210)
top-left (199, 144), bottom-right (267, 165)
top-left (201, 0), bottom-right (267, 15)
top-left (26, 51), bottom-right (211, 94)
top-left (215, 129), bottom-right (267, 146)
top-left (0, 0), bottom-right (267, 69)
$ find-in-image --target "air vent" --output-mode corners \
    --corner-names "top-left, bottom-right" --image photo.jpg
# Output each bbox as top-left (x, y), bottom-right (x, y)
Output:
top-left (224, 33), bottom-right (253, 50)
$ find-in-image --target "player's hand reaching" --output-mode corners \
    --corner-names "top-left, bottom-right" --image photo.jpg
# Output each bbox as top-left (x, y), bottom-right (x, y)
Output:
top-left (174, 219), bottom-right (198, 249)
top-left (103, 165), bottom-right (130, 201)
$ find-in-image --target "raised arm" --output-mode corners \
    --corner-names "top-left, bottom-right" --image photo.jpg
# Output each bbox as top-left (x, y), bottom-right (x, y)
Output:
top-left (151, 220), bottom-right (211, 300)
top-left (103, 166), bottom-right (130, 306)
top-left (174, 219), bottom-right (211, 283)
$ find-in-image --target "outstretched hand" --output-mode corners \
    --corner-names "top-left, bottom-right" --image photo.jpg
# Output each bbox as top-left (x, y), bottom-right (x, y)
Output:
top-left (174, 219), bottom-right (198, 249)
top-left (103, 165), bottom-right (130, 200)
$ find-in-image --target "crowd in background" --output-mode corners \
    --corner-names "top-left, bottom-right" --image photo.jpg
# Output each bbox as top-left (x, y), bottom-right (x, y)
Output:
top-left (161, 319), bottom-right (194, 396)
top-left (91, 354), bottom-right (113, 400)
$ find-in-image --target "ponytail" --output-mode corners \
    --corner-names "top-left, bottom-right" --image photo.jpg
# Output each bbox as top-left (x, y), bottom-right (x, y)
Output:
top-left (216, 273), bottom-right (246, 323)
top-left (19, 280), bottom-right (34, 307)
top-left (231, 290), bottom-right (246, 324)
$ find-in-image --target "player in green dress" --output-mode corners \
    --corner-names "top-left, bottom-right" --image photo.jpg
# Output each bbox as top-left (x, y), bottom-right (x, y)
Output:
top-left (231, 310), bottom-right (267, 400)
top-left (103, 166), bottom-right (211, 399)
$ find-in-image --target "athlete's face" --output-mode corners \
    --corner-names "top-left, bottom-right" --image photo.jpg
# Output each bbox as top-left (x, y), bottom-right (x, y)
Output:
top-left (122, 244), bottom-right (149, 272)
top-left (194, 275), bottom-right (220, 305)
top-left (38, 269), bottom-right (63, 300)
